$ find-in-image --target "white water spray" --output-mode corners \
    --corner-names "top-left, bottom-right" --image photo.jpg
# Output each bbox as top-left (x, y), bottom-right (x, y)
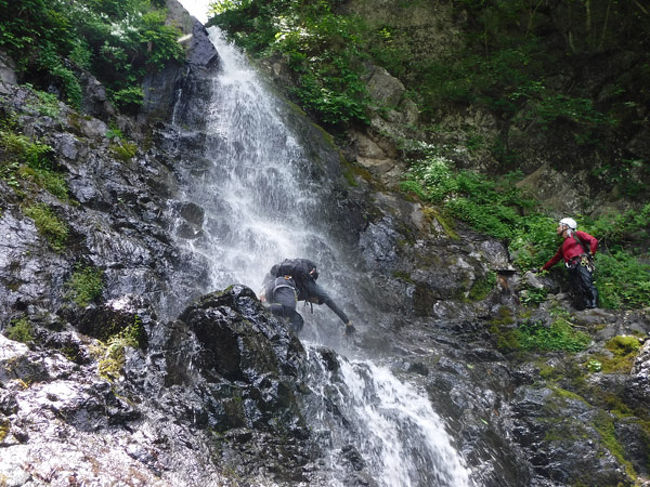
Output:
top-left (173, 27), bottom-right (335, 293)
top-left (174, 27), bottom-right (474, 486)
top-left (305, 346), bottom-right (473, 487)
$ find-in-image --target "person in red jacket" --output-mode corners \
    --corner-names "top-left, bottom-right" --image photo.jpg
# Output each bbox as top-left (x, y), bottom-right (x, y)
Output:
top-left (538, 217), bottom-right (599, 309)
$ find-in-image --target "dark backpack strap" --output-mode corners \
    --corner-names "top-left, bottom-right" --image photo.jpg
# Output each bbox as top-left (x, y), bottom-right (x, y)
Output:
top-left (573, 234), bottom-right (590, 254)
top-left (573, 235), bottom-right (595, 272)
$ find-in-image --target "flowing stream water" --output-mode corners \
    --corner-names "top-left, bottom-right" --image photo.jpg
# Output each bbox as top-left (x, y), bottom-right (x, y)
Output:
top-left (174, 27), bottom-right (473, 487)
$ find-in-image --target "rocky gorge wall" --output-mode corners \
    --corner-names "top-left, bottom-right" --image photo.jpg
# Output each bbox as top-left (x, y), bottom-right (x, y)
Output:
top-left (0, 2), bottom-right (649, 487)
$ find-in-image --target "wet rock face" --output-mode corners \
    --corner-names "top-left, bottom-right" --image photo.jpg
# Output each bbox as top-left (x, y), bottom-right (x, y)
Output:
top-left (0, 328), bottom-right (227, 486)
top-left (0, 17), bottom-right (221, 324)
top-left (626, 339), bottom-right (650, 409)
top-left (0, 286), bottom-right (317, 486)
top-left (176, 285), bottom-right (305, 400)
top-left (354, 202), bottom-right (649, 486)
top-left (158, 286), bottom-right (318, 481)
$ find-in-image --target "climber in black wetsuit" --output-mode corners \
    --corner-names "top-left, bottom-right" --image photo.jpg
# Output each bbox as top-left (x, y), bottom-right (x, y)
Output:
top-left (260, 258), bottom-right (354, 335)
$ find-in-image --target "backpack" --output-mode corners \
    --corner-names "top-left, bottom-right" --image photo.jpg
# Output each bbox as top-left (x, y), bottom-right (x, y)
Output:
top-left (262, 273), bottom-right (297, 302)
top-left (273, 258), bottom-right (318, 281)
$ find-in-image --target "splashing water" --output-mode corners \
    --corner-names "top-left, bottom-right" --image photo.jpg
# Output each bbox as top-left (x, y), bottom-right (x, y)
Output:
top-left (172, 27), bottom-right (339, 294)
top-left (304, 346), bottom-right (473, 487)
top-left (173, 26), bottom-right (474, 486)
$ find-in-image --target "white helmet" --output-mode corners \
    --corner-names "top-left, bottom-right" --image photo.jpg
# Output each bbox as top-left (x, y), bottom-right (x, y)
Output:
top-left (559, 217), bottom-right (577, 230)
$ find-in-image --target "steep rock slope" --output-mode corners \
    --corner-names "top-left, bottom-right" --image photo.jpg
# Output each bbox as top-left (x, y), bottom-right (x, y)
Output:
top-left (0, 3), bottom-right (648, 487)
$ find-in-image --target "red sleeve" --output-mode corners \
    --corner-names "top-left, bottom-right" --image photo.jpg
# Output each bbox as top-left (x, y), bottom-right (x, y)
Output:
top-left (576, 231), bottom-right (598, 254)
top-left (542, 248), bottom-right (563, 270)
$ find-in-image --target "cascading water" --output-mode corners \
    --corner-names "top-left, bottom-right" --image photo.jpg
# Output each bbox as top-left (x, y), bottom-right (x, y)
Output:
top-left (303, 350), bottom-right (473, 487)
top-left (173, 27), bottom-right (335, 292)
top-left (173, 27), bottom-right (474, 486)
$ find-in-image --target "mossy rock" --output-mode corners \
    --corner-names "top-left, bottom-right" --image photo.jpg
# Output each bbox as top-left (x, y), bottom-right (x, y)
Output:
top-left (0, 419), bottom-right (10, 442)
top-left (468, 271), bottom-right (496, 301)
top-left (606, 336), bottom-right (641, 356)
top-left (590, 335), bottom-right (644, 374)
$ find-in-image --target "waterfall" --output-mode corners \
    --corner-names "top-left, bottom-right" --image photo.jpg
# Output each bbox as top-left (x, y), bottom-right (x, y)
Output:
top-left (174, 27), bottom-right (335, 294)
top-left (304, 349), bottom-right (473, 487)
top-left (174, 26), bottom-right (474, 486)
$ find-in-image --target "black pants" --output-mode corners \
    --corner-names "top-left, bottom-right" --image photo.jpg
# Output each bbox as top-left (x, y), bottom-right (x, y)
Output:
top-left (569, 264), bottom-right (598, 309)
top-left (269, 287), bottom-right (304, 332)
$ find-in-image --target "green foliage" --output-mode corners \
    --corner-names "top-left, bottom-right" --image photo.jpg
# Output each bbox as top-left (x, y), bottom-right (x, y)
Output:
top-left (4, 317), bottom-right (33, 343)
top-left (530, 94), bottom-right (614, 133)
top-left (519, 285), bottom-right (548, 307)
top-left (594, 252), bottom-right (650, 309)
top-left (0, 0), bottom-right (184, 112)
top-left (105, 126), bottom-right (125, 140)
top-left (111, 140), bottom-right (138, 162)
top-left (585, 359), bottom-right (602, 373)
top-left (35, 42), bottom-right (83, 107)
top-left (23, 203), bottom-right (68, 251)
top-left (96, 317), bottom-right (145, 381)
top-left (69, 38), bottom-right (92, 70)
top-left (111, 87), bottom-right (144, 114)
top-left (399, 179), bottom-right (429, 201)
top-left (402, 156), bottom-right (537, 240)
top-left (1, 131), bottom-right (53, 167)
top-left (516, 318), bottom-right (591, 353)
top-left (0, 129), bottom-right (68, 199)
top-left (586, 204), bottom-right (650, 252)
top-left (17, 166), bottom-right (69, 200)
top-left (65, 265), bottom-right (104, 308)
top-left (23, 86), bottom-right (61, 118)
top-left (591, 158), bottom-right (649, 200)
top-left (139, 10), bottom-right (186, 69)
top-left (468, 272), bottom-right (496, 301)
top-left (401, 149), bottom-right (648, 310)
top-left (404, 154), bottom-right (458, 203)
top-left (211, 0), bottom-right (370, 127)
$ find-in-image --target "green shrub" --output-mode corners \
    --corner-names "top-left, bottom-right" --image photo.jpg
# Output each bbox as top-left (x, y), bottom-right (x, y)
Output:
top-left (111, 140), bottom-right (138, 162)
top-left (24, 86), bottom-right (61, 118)
top-left (17, 166), bottom-right (68, 200)
top-left (508, 214), bottom-right (559, 269)
top-left (96, 317), bottom-right (144, 381)
top-left (401, 150), bottom-right (648, 311)
top-left (0, 0), bottom-right (184, 113)
top-left (35, 42), bottom-right (83, 107)
top-left (111, 86), bottom-right (144, 114)
top-left (401, 157), bottom-right (537, 240)
top-left (468, 272), bottom-right (496, 301)
top-left (65, 265), bottom-right (104, 307)
top-left (529, 94), bottom-right (614, 139)
top-left (0, 130), bottom-right (68, 199)
top-left (23, 203), bottom-right (68, 251)
top-left (1, 131), bottom-right (53, 168)
top-left (4, 317), bottom-right (33, 343)
top-left (595, 252), bottom-right (650, 309)
top-left (138, 10), bottom-right (185, 69)
top-left (586, 204), bottom-right (650, 252)
top-left (517, 318), bottom-right (591, 353)
top-left (212, 0), bottom-right (371, 127)
top-left (519, 285), bottom-right (548, 307)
